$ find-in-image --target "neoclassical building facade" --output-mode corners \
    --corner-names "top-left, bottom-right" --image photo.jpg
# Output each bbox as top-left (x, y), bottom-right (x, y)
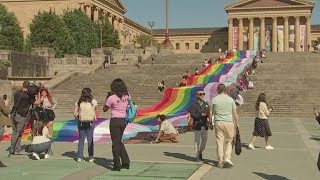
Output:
top-left (225, 0), bottom-right (315, 52)
top-left (1, 0), bottom-right (150, 47)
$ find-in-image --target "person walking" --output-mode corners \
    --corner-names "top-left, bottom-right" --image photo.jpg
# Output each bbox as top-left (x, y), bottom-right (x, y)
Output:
top-left (248, 93), bottom-right (274, 150)
top-left (189, 89), bottom-right (211, 162)
top-left (103, 78), bottom-right (130, 171)
top-left (73, 88), bottom-right (97, 162)
top-left (211, 84), bottom-right (239, 168)
top-left (0, 95), bottom-right (11, 142)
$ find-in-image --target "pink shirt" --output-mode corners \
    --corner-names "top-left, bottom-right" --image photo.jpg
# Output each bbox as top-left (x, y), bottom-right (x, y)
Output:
top-left (105, 94), bottom-right (129, 118)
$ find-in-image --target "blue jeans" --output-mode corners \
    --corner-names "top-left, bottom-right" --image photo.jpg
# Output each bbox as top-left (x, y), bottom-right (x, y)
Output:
top-left (77, 122), bottom-right (94, 159)
top-left (0, 126), bottom-right (4, 142)
top-left (31, 141), bottom-right (51, 154)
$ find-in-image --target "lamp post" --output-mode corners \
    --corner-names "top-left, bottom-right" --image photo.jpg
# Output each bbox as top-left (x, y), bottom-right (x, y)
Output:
top-left (148, 21), bottom-right (155, 46)
top-left (162, 0), bottom-right (173, 51)
top-left (121, 29), bottom-right (130, 60)
top-left (97, 19), bottom-right (103, 48)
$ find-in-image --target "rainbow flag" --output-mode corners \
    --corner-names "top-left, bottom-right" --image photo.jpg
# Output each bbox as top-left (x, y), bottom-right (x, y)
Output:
top-left (1, 51), bottom-right (255, 144)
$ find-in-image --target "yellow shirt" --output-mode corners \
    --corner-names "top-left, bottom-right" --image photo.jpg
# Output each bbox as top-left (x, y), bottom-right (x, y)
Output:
top-left (256, 102), bottom-right (270, 119)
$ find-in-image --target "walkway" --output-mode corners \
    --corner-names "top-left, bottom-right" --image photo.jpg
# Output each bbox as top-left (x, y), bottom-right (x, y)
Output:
top-left (0, 117), bottom-right (319, 179)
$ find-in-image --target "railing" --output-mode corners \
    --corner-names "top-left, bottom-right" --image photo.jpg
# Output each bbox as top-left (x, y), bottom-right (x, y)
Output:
top-left (115, 49), bottom-right (144, 55)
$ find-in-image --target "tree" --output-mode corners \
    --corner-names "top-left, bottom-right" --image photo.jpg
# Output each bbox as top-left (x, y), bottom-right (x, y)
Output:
top-left (136, 34), bottom-right (159, 49)
top-left (63, 9), bottom-right (98, 56)
top-left (26, 9), bottom-right (76, 57)
top-left (96, 18), bottom-right (120, 49)
top-left (0, 4), bottom-right (24, 51)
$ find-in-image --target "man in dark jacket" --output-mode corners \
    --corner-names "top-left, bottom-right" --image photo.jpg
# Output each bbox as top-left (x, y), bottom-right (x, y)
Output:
top-left (189, 89), bottom-right (212, 162)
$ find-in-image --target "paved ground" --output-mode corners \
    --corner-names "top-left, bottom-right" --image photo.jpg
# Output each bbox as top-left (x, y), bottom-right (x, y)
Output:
top-left (0, 117), bottom-right (319, 180)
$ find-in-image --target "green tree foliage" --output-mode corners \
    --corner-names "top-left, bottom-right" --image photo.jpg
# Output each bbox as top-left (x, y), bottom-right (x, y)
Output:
top-left (63, 9), bottom-right (98, 56)
top-left (135, 34), bottom-right (159, 49)
top-left (26, 9), bottom-right (76, 57)
top-left (96, 18), bottom-right (120, 49)
top-left (0, 4), bottom-right (24, 51)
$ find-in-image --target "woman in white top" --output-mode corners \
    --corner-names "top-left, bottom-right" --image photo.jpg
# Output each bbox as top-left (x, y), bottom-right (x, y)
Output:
top-left (248, 93), bottom-right (274, 150)
top-left (36, 88), bottom-right (57, 137)
top-left (31, 120), bottom-right (51, 160)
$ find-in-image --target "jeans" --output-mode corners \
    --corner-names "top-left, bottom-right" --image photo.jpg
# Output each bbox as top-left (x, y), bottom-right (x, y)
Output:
top-left (32, 141), bottom-right (51, 154)
top-left (110, 118), bottom-right (130, 168)
top-left (0, 126), bottom-right (4, 142)
top-left (194, 126), bottom-right (208, 156)
top-left (11, 114), bottom-right (27, 151)
top-left (215, 121), bottom-right (235, 163)
top-left (77, 122), bottom-right (94, 159)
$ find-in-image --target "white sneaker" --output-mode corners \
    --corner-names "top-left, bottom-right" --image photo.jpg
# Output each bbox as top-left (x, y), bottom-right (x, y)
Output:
top-left (88, 158), bottom-right (94, 162)
top-left (44, 154), bottom-right (50, 159)
top-left (32, 153), bottom-right (40, 160)
top-left (265, 145), bottom-right (274, 150)
top-left (224, 160), bottom-right (234, 168)
top-left (248, 144), bottom-right (255, 150)
top-left (77, 158), bottom-right (82, 162)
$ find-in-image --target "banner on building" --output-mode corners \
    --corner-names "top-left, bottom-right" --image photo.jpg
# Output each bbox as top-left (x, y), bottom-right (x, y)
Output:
top-left (300, 25), bottom-right (306, 52)
top-left (243, 27), bottom-right (249, 50)
top-left (265, 25), bottom-right (272, 52)
top-left (277, 25), bottom-right (284, 52)
top-left (254, 26), bottom-right (260, 51)
top-left (233, 27), bottom-right (238, 51)
top-left (289, 25), bottom-right (295, 52)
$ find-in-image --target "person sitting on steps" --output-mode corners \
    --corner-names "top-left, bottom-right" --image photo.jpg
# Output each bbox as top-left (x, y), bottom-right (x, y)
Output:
top-left (154, 114), bottom-right (179, 143)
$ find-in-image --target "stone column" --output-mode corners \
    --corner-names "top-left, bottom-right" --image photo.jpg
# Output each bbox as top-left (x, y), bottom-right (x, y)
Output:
top-left (228, 18), bottom-right (233, 51)
top-left (107, 13), bottom-right (113, 24)
top-left (249, 18), bottom-right (254, 50)
top-left (114, 17), bottom-right (120, 30)
top-left (284, 16), bottom-right (289, 52)
top-left (93, 7), bottom-right (99, 22)
top-left (260, 17), bottom-right (265, 50)
top-left (238, 18), bottom-right (243, 50)
top-left (272, 17), bottom-right (278, 52)
top-left (85, 4), bottom-right (91, 19)
top-left (306, 16), bottom-right (311, 51)
top-left (295, 16), bottom-right (300, 52)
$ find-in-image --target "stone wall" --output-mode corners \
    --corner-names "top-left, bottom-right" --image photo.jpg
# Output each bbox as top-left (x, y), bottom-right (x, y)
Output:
top-left (0, 80), bottom-right (12, 102)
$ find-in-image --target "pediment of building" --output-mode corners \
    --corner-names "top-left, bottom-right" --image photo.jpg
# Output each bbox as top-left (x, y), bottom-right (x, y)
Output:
top-left (225, 0), bottom-right (315, 10)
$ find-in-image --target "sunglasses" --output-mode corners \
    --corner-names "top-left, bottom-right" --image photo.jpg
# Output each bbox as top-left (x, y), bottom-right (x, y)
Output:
top-left (197, 93), bottom-right (205, 96)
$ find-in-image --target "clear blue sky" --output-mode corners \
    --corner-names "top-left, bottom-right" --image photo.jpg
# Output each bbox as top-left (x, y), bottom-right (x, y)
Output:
top-left (122, 0), bottom-right (320, 29)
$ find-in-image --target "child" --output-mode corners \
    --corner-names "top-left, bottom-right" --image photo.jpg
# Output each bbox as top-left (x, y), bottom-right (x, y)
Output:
top-left (154, 114), bottom-right (179, 143)
top-left (31, 120), bottom-right (52, 160)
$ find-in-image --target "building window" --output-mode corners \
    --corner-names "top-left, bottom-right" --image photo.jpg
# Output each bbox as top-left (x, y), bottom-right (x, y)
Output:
top-left (195, 43), bottom-right (200, 50)
top-left (185, 43), bottom-right (190, 50)
top-left (176, 43), bottom-right (180, 50)
top-left (205, 42), bottom-right (209, 50)
top-left (214, 42), bottom-right (220, 49)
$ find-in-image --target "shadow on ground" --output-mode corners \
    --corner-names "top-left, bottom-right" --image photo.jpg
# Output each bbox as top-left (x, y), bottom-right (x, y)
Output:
top-left (253, 172), bottom-right (290, 180)
top-left (62, 151), bottom-right (113, 170)
top-left (163, 152), bottom-right (197, 162)
top-left (310, 137), bottom-right (320, 141)
top-left (0, 161), bottom-right (6, 168)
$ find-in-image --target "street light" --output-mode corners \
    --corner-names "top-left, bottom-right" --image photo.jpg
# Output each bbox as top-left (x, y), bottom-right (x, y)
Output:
top-left (148, 21), bottom-right (155, 46)
top-left (97, 19), bottom-right (103, 48)
top-left (121, 29), bottom-right (130, 60)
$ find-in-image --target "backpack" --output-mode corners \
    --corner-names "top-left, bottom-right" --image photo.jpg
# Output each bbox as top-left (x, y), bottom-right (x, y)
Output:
top-left (79, 102), bottom-right (95, 122)
top-left (125, 99), bottom-right (137, 123)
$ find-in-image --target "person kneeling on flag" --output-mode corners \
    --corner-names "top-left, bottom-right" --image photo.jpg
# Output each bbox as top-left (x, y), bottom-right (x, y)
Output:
top-left (154, 114), bottom-right (179, 143)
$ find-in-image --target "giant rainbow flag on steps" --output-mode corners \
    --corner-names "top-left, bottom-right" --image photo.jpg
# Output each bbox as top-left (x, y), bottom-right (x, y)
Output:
top-left (1, 50), bottom-right (256, 143)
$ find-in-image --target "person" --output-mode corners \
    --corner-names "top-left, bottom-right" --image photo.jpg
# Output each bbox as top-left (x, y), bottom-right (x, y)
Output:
top-left (31, 120), bottom-right (52, 160)
top-left (73, 88), bottom-right (97, 162)
top-left (154, 114), bottom-right (179, 143)
top-left (10, 81), bottom-right (34, 153)
top-left (195, 68), bottom-right (199, 75)
top-left (218, 48), bottom-right (222, 53)
top-left (313, 108), bottom-right (320, 125)
top-left (137, 54), bottom-right (142, 68)
top-left (3, 95), bottom-right (9, 107)
top-left (248, 79), bottom-right (254, 89)
top-left (229, 85), bottom-right (242, 100)
top-left (157, 81), bottom-right (166, 93)
top-left (103, 78), bottom-right (130, 171)
top-left (35, 88), bottom-right (57, 137)
top-left (203, 59), bottom-right (209, 67)
top-left (185, 69), bottom-right (190, 78)
top-left (151, 54), bottom-right (156, 65)
top-left (248, 93), bottom-right (274, 150)
top-left (235, 92), bottom-right (244, 106)
top-left (189, 89), bottom-right (211, 162)
top-left (211, 84), bottom-right (239, 168)
top-left (103, 55), bottom-right (110, 69)
top-left (0, 96), bottom-right (11, 142)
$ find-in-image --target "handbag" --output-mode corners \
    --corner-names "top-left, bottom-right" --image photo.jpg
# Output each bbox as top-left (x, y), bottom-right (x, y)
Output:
top-left (235, 127), bottom-right (242, 155)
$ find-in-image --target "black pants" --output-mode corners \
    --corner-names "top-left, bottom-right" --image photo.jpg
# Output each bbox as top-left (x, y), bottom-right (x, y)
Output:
top-left (110, 118), bottom-right (130, 167)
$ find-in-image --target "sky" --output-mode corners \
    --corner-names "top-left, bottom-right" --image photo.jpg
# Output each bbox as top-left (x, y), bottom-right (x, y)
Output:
top-left (122, 0), bottom-right (320, 29)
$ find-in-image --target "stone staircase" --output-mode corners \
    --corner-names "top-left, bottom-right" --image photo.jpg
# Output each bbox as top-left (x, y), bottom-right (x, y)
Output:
top-left (52, 53), bottom-right (219, 119)
top-left (238, 52), bottom-right (320, 118)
